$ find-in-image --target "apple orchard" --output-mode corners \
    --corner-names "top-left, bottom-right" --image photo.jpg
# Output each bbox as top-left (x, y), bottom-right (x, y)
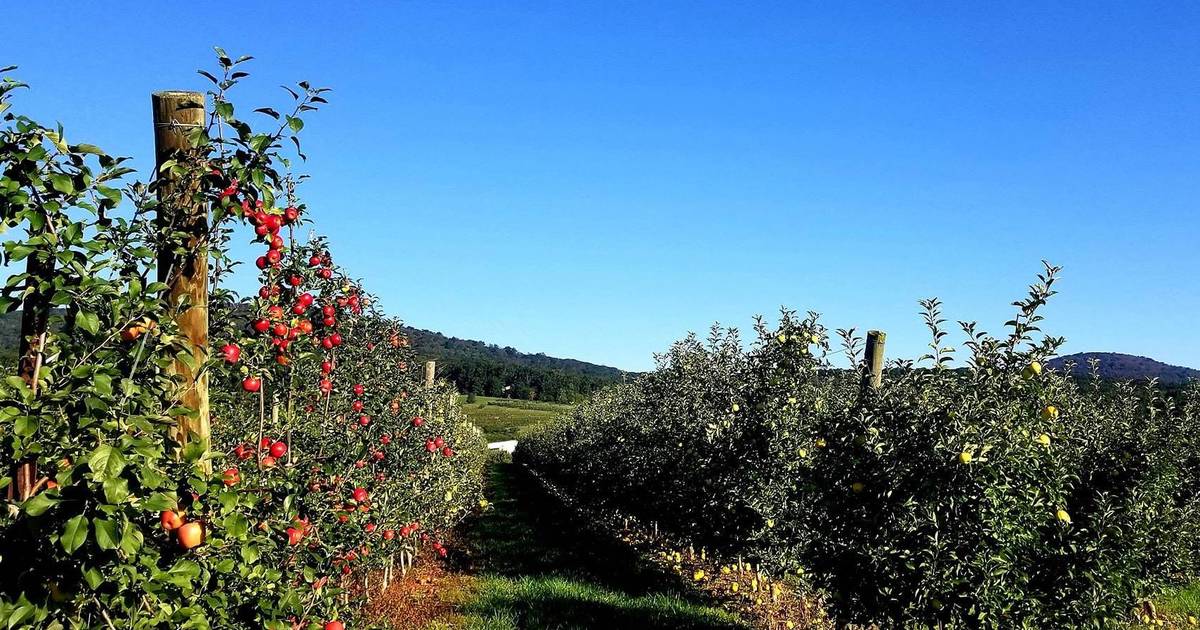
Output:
top-left (0, 54), bottom-right (486, 629)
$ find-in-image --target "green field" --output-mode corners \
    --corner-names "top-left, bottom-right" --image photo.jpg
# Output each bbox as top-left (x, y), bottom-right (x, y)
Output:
top-left (458, 396), bottom-right (573, 443)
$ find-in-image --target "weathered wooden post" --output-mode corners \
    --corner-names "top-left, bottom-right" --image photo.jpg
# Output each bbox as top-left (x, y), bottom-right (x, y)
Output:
top-left (152, 91), bottom-right (210, 453)
top-left (424, 360), bottom-right (436, 387)
top-left (862, 330), bottom-right (886, 391)
top-left (8, 228), bottom-right (53, 501)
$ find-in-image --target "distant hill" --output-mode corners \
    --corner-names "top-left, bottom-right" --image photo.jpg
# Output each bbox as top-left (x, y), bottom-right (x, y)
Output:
top-left (0, 310), bottom-right (22, 364)
top-left (400, 325), bottom-right (627, 403)
top-left (0, 310), bottom-right (627, 403)
top-left (1048, 352), bottom-right (1200, 385)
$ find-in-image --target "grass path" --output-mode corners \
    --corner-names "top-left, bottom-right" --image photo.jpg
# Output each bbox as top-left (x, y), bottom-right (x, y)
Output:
top-left (423, 459), bottom-right (749, 630)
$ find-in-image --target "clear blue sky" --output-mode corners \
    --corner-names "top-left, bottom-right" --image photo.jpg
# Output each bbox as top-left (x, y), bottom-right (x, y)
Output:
top-left (4, 2), bottom-right (1197, 371)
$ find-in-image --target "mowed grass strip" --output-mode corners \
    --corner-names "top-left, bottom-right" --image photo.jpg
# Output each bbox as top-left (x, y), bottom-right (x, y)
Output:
top-left (458, 396), bottom-right (573, 443)
top-left (425, 458), bottom-right (748, 630)
top-left (430, 575), bottom-right (749, 630)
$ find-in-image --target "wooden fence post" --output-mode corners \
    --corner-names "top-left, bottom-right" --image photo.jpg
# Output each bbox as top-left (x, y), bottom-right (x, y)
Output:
top-left (862, 330), bottom-right (886, 391)
top-left (7, 223), bottom-right (54, 502)
top-left (152, 91), bottom-right (210, 454)
top-left (424, 360), bottom-right (436, 387)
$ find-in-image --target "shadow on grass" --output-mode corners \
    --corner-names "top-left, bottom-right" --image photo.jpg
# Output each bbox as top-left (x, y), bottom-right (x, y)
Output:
top-left (448, 575), bottom-right (747, 630)
top-left (444, 460), bottom-right (748, 630)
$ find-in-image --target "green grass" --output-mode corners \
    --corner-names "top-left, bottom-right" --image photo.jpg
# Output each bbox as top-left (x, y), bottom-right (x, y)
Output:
top-left (1156, 582), bottom-right (1200, 619)
top-left (458, 396), bottom-right (573, 443)
top-left (434, 460), bottom-right (748, 630)
top-left (434, 576), bottom-right (748, 630)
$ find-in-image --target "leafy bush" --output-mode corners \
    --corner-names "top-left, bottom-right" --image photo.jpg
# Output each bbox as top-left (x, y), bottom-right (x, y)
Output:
top-left (519, 264), bottom-right (1200, 627)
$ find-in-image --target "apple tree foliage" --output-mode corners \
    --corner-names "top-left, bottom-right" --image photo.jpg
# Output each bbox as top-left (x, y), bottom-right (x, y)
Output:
top-left (519, 264), bottom-right (1200, 628)
top-left (0, 53), bottom-right (485, 629)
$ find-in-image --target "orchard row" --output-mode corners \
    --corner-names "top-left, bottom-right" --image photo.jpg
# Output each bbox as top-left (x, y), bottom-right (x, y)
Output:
top-left (0, 54), bottom-right (485, 629)
top-left (519, 267), bottom-right (1200, 628)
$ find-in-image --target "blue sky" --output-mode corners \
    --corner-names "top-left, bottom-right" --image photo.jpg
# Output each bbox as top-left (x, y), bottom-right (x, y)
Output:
top-left (4, 2), bottom-right (1197, 371)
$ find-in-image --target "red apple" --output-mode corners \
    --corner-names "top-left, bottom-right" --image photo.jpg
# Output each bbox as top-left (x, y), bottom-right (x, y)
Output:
top-left (177, 521), bottom-right (204, 549)
top-left (222, 467), bottom-right (240, 486)
top-left (160, 510), bottom-right (183, 531)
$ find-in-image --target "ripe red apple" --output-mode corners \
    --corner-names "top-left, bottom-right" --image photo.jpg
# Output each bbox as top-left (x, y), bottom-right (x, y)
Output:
top-left (425, 440), bottom-right (436, 453)
top-left (330, 333), bottom-right (343, 347)
top-left (352, 487), bottom-right (368, 502)
top-left (319, 379), bottom-right (333, 394)
top-left (380, 434), bottom-right (391, 445)
top-left (253, 318), bottom-right (271, 334)
top-left (221, 343), bottom-right (241, 363)
top-left (177, 521), bottom-right (204, 549)
top-left (160, 510), bottom-right (183, 531)
top-left (351, 400), bottom-right (364, 412)
top-left (411, 416), bottom-right (424, 427)
top-left (298, 292), bottom-right (314, 306)
top-left (269, 441), bottom-right (288, 458)
top-left (266, 249), bottom-right (282, 264)
top-left (442, 447), bottom-right (454, 457)
top-left (222, 467), bottom-right (240, 486)
top-left (353, 383), bottom-right (365, 396)
top-left (434, 436), bottom-right (445, 449)
top-left (261, 456), bottom-right (278, 468)
top-left (321, 361), bottom-right (333, 374)
top-left (309, 255), bottom-right (322, 267)
top-left (383, 529), bottom-right (395, 540)
top-left (264, 215), bottom-right (282, 232)
top-left (324, 621), bottom-right (344, 630)
top-left (319, 268), bottom-right (332, 279)
top-left (358, 415), bottom-right (371, 427)
top-left (287, 527), bottom-right (303, 545)
top-left (234, 444), bottom-right (251, 460)
top-left (288, 275), bottom-right (302, 287)
top-left (242, 376), bottom-right (262, 393)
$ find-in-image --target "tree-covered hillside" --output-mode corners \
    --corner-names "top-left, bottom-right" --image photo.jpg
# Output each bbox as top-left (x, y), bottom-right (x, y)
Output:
top-left (401, 325), bottom-right (628, 403)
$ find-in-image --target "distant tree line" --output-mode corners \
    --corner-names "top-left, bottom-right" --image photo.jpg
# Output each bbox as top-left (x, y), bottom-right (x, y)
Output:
top-left (438, 358), bottom-right (617, 403)
top-left (401, 325), bottom-right (627, 403)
